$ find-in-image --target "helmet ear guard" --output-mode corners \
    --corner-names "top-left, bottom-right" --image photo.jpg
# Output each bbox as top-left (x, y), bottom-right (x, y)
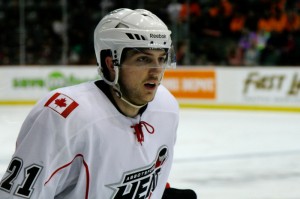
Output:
top-left (97, 63), bottom-right (119, 87)
top-left (97, 49), bottom-right (120, 87)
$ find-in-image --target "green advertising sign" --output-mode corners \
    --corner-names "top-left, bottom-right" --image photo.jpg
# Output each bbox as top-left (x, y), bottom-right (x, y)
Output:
top-left (13, 71), bottom-right (98, 90)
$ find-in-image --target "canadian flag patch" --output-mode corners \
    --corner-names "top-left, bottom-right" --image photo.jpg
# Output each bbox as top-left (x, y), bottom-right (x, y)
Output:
top-left (44, 92), bottom-right (79, 118)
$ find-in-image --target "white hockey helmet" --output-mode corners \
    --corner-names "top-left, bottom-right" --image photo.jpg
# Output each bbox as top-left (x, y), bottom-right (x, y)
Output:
top-left (94, 8), bottom-right (176, 69)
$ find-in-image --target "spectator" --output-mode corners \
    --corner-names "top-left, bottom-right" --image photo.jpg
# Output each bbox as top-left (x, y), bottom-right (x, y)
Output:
top-left (166, 1), bottom-right (181, 24)
top-left (259, 35), bottom-right (281, 66)
top-left (178, 0), bottom-right (201, 23)
top-left (1, 0), bottom-right (300, 66)
top-left (257, 11), bottom-right (273, 33)
top-left (176, 40), bottom-right (188, 65)
top-left (229, 12), bottom-right (246, 38)
top-left (285, 10), bottom-right (300, 32)
top-left (227, 44), bottom-right (244, 66)
top-left (244, 40), bottom-right (260, 66)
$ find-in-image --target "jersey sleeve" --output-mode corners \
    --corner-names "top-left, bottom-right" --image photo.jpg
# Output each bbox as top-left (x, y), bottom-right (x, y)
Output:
top-left (0, 94), bottom-right (84, 198)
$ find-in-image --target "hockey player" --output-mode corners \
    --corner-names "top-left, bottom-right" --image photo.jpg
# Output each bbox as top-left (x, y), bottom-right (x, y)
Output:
top-left (0, 8), bottom-right (196, 198)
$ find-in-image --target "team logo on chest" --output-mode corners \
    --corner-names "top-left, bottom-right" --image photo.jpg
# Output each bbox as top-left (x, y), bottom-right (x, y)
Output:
top-left (107, 146), bottom-right (168, 199)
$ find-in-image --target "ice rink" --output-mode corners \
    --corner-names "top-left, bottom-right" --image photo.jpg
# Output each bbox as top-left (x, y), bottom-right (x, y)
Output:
top-left (1, 106), bottom-right (300, 199)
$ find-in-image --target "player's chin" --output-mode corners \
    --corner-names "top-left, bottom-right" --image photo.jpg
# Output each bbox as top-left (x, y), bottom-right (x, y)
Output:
top-left (140, 93), bottom-right (156, 104)
top-left (145, 96), bottom-right (155, 103)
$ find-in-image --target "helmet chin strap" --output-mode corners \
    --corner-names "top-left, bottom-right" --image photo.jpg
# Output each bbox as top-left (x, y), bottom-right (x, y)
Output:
top-left (114, 69), bottom-right (166, 110)
top-left (116, 90), bottom-right (147, 109)
top-left (98, 65), bottom-right (147, 109)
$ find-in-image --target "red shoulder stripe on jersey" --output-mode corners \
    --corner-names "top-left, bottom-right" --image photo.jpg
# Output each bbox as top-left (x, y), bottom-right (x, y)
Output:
top-left (44, 92), bottom-right (60, 107)
top-left (44, 154), bottom-right (90, 199)
top-left (61, 101), bottom-right (79, 118)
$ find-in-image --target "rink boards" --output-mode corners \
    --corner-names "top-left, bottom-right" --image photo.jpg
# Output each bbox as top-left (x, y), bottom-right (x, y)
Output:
top-left (0, 66), bottom-right (300, 112)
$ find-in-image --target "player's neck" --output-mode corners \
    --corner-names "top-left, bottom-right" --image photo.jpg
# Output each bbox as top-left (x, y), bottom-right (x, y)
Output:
top-left (111, 89), bottom-right (140, 117)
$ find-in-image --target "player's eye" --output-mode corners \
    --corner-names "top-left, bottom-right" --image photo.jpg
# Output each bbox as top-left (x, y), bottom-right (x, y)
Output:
top-left (136, 56), bottom-right (152, 65)
top-left (158, 56), bottom-right (167, 65)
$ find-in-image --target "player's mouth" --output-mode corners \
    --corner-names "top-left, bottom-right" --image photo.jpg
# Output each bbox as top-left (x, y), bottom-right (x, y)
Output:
top-left (144, 82), bottom-right (157, 90)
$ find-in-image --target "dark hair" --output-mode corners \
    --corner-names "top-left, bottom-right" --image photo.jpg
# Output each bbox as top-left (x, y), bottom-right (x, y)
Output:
top-left (100, 49), bottom-right (112, 80)
top-left (120, 47), bottom-right (168, 64)
top-left (120, 48), bottom-right (131, 65)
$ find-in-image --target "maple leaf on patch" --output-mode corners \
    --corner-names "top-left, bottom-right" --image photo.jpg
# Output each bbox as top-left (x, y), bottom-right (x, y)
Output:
top-left (55, 98), bottom-right (67, 108)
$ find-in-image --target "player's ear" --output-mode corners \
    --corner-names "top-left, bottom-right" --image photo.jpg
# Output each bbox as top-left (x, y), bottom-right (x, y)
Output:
top-left (105, 56), bottom-right (114, 71)
top-left (105, 56), bottom-right (116, 80)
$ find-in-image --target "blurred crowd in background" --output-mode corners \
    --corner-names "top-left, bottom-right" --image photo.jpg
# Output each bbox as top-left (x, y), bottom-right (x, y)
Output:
top-left (1, 0), bottom-right (300, 66)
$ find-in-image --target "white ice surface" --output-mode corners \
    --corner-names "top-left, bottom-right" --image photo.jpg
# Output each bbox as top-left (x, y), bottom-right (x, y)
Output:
top-left (1, 106), bottom-right (300, 199)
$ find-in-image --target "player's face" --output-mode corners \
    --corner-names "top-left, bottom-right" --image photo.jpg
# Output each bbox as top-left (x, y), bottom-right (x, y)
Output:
top-left (118, 49), bottom-right (166, 105)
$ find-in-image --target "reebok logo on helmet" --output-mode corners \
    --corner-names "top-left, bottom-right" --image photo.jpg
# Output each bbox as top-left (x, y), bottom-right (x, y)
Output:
top-left (150, 33), bottom-right (166, 39)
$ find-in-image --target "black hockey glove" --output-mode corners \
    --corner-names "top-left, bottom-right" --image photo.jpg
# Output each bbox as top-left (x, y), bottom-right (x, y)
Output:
top-left (162, 187), bottom-right (197, 199)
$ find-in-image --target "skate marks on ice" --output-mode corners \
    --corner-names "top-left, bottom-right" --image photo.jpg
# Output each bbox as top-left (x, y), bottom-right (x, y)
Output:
top-left (1, 107), bottom-right (300, 198)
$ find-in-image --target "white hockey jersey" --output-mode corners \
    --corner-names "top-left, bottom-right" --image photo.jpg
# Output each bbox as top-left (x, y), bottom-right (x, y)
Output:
top-left (0, 80), bottom-right (179, 199)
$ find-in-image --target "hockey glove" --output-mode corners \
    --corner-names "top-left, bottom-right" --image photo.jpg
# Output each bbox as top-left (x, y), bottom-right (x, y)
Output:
top-left (162, 186), bottom-right (197, 199)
